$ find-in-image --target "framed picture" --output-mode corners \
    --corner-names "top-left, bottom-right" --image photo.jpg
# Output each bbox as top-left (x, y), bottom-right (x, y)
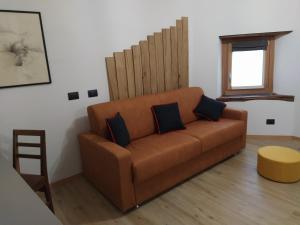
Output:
top-left (0, 10), bottom-right (51, 89)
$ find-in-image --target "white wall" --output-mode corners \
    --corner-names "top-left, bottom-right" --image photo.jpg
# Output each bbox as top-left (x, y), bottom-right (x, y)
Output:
top-left (0, 0), bottom-right (108, 182)
top-left (0, 0), bottom-right (299, 182)
top-left (227, 101), bottom-right (295, 136)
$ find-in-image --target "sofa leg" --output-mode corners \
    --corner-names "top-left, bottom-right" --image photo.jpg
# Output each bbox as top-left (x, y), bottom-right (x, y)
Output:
top-left (235, 151), bottom-right (241, 155)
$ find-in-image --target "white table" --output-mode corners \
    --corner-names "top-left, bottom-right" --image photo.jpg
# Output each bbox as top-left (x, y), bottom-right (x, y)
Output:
top-left (0, 155), bottom-right (63, 225)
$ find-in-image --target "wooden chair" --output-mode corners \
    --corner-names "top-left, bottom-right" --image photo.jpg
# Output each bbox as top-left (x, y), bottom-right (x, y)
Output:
top-left (13, 129), bottom-right (54, 212)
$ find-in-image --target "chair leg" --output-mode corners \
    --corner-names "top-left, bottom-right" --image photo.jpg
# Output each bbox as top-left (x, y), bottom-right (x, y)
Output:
top-left (43, 184), bottom-right (54, 213)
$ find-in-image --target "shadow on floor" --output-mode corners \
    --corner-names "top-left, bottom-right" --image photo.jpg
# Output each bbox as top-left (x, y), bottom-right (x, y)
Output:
top-left (52, 175), bottom-right (126, 224)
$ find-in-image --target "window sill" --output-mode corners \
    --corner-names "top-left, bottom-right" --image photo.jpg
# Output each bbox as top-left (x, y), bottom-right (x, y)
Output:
top-left (217, 93), bottom-right (295, 102)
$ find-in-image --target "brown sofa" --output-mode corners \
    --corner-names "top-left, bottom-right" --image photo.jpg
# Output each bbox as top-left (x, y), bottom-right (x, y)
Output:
top-left (79, 87), bottom-right (247, 212)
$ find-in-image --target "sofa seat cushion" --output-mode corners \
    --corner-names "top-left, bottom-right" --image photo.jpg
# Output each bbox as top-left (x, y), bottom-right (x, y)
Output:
top-left (126, 132), bottom-right (202, 183)
top-left (179, 118), bottom-right (245, 152)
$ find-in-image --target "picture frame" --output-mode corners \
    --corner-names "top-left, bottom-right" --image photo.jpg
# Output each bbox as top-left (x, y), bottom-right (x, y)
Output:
top-left (0, 10), bottom-right (51, 89)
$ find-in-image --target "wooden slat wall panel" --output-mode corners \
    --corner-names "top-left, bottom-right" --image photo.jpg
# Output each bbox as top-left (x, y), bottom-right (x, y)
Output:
top-left (140, 40), bottom-right (151, 95)
top-left (105, 17), bottom-right (189, 101)
top-left (181, 17), bottom-right (189, 87)
top-left (124, 49), bottom-right (136, 98)
top-left (105, 57), bottom-right (119, 100)
top-left (170, 26), bottom-right (179, 90)
top-left (114, 52), bottom-right (129, 99)
top-left (147, 35), bottom-right (158, 94)
top-left (163, 28), bottom-right (172, 91)
top-left (154, 32), bottom-right (165, 93)
top-left (132, 45), bottom-right (143, 96)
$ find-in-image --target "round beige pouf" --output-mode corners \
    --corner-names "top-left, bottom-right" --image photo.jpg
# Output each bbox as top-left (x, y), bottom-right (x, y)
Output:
top-left (257, 146), bottom-right (300, 183)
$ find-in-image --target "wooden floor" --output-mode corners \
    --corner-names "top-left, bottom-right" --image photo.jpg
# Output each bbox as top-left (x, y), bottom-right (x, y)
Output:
top-left (52, 137), bottom-right (300, 225)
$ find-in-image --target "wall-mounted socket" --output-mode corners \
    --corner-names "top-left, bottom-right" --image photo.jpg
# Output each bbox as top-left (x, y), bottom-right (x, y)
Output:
top-left (266, 119), bottom-right (275, 125)
top-left (88, 89), bottom-right (98, 98)
top-left (68, 92), bottom-right (79, 100)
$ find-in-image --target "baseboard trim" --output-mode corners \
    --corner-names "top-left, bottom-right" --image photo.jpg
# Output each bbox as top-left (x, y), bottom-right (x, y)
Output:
top-left (51, 173), bottom-right (82, 188)
top-left (247, 135), bottom-right (300, 141)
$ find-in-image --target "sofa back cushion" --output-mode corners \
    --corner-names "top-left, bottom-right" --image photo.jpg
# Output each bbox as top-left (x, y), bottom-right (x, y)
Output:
top-left (87, 87), bottom-right (203, 140)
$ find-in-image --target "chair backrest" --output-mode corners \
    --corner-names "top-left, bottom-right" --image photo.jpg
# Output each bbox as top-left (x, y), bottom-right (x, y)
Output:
top-left (13, 130), bottom-right (48, 177)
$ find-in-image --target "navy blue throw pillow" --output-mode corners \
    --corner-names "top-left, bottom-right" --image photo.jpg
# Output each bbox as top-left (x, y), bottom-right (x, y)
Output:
top-left (152, 102), bottom-right (185, 134)
top-left (106, 112), bottom-right (130, 147)
top-left (194, 95), bottom-right (226, 121)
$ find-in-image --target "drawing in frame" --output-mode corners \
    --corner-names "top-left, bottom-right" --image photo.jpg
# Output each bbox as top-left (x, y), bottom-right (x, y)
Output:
top-left (0, 10), bottom-right (51, 89)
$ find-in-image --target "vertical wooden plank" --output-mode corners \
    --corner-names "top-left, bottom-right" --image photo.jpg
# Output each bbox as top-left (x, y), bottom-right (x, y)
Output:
top-left (147, 35), bottom-right (158, 94)
top-left (176, 19), bottom-right (183, 88)
top-left (181, 17), bottom-right (189, 87)
top-left (114, 52), bottom-right (128, 100)
top-left (124, 49), bottom-right (136, 98)
top-left (154, 32), bottom-right (165, 93)
top-left (132, 45), bottom-right (143, 96)
top-left (162, 28), bottom-right (172, 91)
top-left (140, 40), bottom-right (151, 95)
top-left (107, 72), bottom-right (113, 100)
top-left (170, 26), bottom-right (179, 90)
top-left (105, 57), bottom-right (119, 100)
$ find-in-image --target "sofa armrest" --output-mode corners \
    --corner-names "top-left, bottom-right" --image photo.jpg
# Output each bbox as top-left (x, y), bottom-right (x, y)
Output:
top-left (78, 132), bottom-right (135, 212)
top-left (222, 108), bottom-right (248, 122)
top-left (222, 108), bottom-right (248, 147)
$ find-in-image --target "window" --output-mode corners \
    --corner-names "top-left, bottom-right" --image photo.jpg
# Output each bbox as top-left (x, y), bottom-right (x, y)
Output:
top-left (231, 50), bottom-right (265, 89)
top-left (219, 31), bottom-right (294, 102)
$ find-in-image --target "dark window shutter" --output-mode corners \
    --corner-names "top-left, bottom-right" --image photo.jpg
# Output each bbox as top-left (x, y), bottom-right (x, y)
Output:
top-left (232, 40), bottom-right (268, 52)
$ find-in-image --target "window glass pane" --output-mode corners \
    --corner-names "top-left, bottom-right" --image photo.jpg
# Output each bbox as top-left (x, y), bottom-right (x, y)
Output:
top-left (231, 50), bottom-right (264, 88)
